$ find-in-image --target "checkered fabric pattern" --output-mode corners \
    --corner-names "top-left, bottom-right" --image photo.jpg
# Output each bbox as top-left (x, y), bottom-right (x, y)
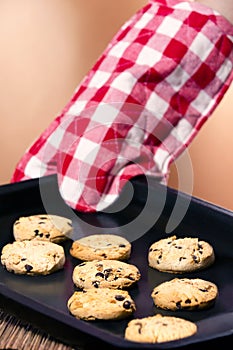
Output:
top-left (11, 0), bottom-right (233, 212)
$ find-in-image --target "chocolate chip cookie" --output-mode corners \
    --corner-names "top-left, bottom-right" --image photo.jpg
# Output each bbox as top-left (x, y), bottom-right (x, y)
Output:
top-left (124, 314), bottom-right (197, 343)
top-left (148, 235), bottom-right (215, 273)
top-left (13, 214), bottom-right (73, 243)
top-left (67, 288), bottom-right (136, 320)
top-left (72, 259), bottom-right (141, 290)
top-left (151, 278), bottom-right (218, 310)
top-left (1, 240), bottom-right (65, 275)
top-left (70, 234), bottom-right (131, 261)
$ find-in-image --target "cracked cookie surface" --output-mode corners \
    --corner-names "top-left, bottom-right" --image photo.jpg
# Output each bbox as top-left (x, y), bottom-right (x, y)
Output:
top-left (151, 278), bottom-right (218, 310)
top-left (148, 235), bottom-right (215, 273)
top-left (1, 240), bottom-right (65, 275)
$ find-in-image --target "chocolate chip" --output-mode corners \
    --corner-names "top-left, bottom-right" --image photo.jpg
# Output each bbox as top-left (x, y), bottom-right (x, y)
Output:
top-left (104, 272), bottom-right (111, 280)
top-left (176, 301), bottom-right (182, 309)
top-left (103, 268), bottom-right (112, 273)
top-left (92, 281), bottom-right (100, 288)
top-left (34, 230), bottom-right (39, 236)
top-left (185, 299), bottom-right (191, 304)
top-left (45, 234), bottom-right (50, 238)
top-left (115, 295), bottom-right (125, 301)
top-left (135, 322), bottom-right (142, 334)
top-left (95, 272), bottom-right (104, 279)
top-left (179, 257), bottom-right (186, 261)
top-left (39, 217), bottom-right (48, 220)
top-left (123, 300), bottom-right (132, 309)
top-left (119, 244), bottom-right (126, 248)
top-left (127, 275), bottom-right (135, 281)
top-left (199, 288), bottom-right (208, 292)
top-left (25, 264), bottom-right (33, 272)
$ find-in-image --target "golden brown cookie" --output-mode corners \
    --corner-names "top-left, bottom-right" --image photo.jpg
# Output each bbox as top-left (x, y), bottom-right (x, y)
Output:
top-left (124, 314), bottom-right (197, 343)
top-left (67, 288), bottom-right (136, 320)
top-left (72, 259), bottom-right (141, 290)
top-left (151, 278), bottom-right (218, 310)
top-left (13, 214), bottom-right (73, 243)
top-left (148, 235), bottom-right (215, 273)
top-left (70, 234), bottom-right (131, 261)
top-left (1, 240), bottom-right (65, 275)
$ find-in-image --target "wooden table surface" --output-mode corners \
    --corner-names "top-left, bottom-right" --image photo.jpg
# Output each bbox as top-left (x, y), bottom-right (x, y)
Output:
top-left (0, 309), bottom-right (74, 350)
top-left (0, 298), bottom-right (118, 350)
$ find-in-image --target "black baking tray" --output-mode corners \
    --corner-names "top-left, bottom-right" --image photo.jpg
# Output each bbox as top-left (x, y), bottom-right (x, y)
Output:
top-left (0, 174), bottom-right (233, 350)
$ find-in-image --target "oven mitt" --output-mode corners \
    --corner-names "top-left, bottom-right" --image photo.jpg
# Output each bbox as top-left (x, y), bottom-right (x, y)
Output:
top-left (11, 0), bottom-right (233, 212)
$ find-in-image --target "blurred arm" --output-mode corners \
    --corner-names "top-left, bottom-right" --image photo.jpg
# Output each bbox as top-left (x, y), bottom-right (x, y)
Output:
top-left (196, 0), bottom-right (233, 24)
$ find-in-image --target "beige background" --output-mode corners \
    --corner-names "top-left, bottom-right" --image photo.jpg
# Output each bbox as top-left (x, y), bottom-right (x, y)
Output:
top-left (0, 0), bottom-right (232, 211)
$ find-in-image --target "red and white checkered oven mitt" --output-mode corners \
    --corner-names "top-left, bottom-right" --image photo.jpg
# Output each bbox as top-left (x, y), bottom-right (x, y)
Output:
top-left (11, 0), bottom-right (233, 212)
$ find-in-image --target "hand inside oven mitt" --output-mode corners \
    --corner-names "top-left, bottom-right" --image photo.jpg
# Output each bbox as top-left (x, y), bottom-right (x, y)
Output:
top-left (11, 0), bottom-right (233, 212)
